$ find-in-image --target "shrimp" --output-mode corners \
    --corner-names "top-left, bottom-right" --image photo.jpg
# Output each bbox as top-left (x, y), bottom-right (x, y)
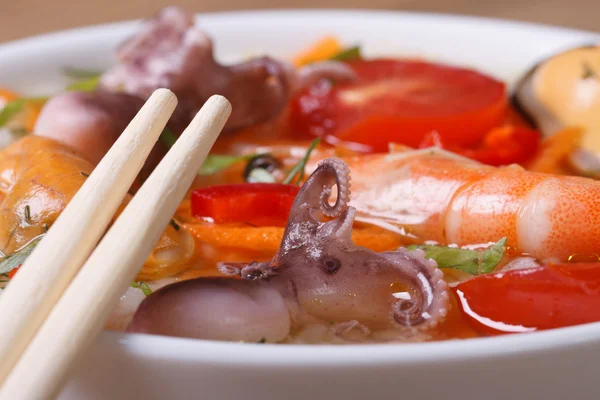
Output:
top-left (341, 148), bottom-right (600, 261)
top-left (0, 136), bottom-right (195, 279)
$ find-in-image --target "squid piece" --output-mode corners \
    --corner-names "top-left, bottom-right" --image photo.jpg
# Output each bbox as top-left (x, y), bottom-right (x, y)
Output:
top-left (128, 158), bottom-right (449, 342)
top-left (100, 6), bottom-right (357, 131)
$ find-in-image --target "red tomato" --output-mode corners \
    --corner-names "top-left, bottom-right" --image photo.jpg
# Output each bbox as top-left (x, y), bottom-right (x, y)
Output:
top-left (289, 59), bottom-right (507, 152)
top-left (419, 125), bottom-right (541, 166)
top-left (191, 184), bottom-right (300, 227)
top-left (453, 263), bottom-right (600, 335)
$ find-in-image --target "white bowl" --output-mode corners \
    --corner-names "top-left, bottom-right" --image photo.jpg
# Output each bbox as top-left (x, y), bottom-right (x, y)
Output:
top-left (1, 10), bottom-right (600, 400)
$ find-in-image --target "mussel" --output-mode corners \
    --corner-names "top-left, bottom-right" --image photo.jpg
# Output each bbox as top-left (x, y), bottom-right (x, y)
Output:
top-left (512, 44), bottom-right (600, 175)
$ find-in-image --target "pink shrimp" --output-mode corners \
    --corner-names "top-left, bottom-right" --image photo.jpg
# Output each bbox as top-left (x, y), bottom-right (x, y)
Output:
top-left (337, 148), bottom-right (600, 261)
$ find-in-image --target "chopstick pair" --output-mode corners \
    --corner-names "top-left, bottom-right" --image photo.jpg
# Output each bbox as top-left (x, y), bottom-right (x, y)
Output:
top-left (0, 89), bottom-right (232, 399)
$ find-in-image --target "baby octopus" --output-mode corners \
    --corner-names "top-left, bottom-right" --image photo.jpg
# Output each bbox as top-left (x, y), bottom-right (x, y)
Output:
top-left (128, 158), bottom-right (449, 342)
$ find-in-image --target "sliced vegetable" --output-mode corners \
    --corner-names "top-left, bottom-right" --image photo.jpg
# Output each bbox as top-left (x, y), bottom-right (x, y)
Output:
top-left (454, 262), bottom-right (600, 334)
top-left (66, 76), bottom-right (101, 92)
top-left (293, 36), bottom-right (343, 66)
top-left (200, 154), bottom-right (257, 176)
top-left (184, 223), bottom-right (403, 254)
top-left (290, 59), bottom-right (507, 152)
top-left (330, 46), bottom-right (362, 62)
top-left (191, 184), bottom-right (300, 227)
top-left (159, 127), bottom-right (178, 148)
top-left (0, 97), bottom-right (47, 129)
top-left (420, 126), bottom-right (541, 166)
top-left (0, 235), bottom-right (44, 275)
top-left (62, 67), bottom-right (103, 79)
top-left (131, 281), bottom-right (153, 296)
top-left (407, 238), bottom-right (506, 275)
top-left (283, 138), bottom-right (321, 184)
top-left (247, 168), bottom-right (276, 183)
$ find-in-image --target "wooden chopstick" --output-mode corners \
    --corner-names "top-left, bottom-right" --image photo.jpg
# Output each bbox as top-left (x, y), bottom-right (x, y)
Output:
top-left (0, 95), bottom-right (232, 399)
top-left (0, 88), bottom-right (177, 385)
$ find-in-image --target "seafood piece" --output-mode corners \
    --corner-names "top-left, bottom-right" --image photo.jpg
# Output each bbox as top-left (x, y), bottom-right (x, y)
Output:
top-left (341, 148), bottom-right (600, 261)
top-left (100, 6), bottom-right (356, 132)
top-left (0, 136), bottom-right (194, 279)
top-left (128, 158), bottom-right (449, 342)
top-left (33, 91), bottom-right (188, 180)
top-left (512, 45), bottom-right (600, 174)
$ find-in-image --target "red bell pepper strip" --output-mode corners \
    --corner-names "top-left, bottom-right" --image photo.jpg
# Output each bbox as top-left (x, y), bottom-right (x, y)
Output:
top-left (191, 184), bottom-right (300, 227)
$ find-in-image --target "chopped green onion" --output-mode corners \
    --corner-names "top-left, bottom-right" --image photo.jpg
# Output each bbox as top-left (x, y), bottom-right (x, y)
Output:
top-left (407, 237), bottom-right (507, 275)
top-left (330, 46), bottom-right (362, 62)
top-left (0, 97), bottom-right (47, 128)
top-left (257, 338), bottom-right (266, 343)
top-left (131, 281), bottom-right (153, 296)
top-left (62, 67), bottom-right (103, 79)
top-left (24, 205), bottom-right (31, 223)
top-left (160, 127), bottom-right (178, 148)
top-left (66, 76), bottom-right (101, 92)
top-left (283, 138), bottom-right (321, 185)
top-left (199, 154), bottom-right (260, 176)
top-left (0, 235), bottom-right (44, 275)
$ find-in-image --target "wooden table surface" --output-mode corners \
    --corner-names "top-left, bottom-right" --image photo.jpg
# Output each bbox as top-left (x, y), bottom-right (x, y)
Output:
top-left (0, 0), bottom-right (597, 43)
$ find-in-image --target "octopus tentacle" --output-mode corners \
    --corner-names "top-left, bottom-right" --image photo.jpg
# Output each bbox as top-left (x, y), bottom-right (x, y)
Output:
top-left (290, 157), bottom-right (351, 223)
top-left (384, 249), bottom-right (449, 328)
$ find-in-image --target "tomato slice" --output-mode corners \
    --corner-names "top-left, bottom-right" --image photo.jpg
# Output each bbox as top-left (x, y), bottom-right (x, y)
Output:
top-left (191, 184), bottom-right (300, 227)
top-left (289, 59), bottom-right (507, 152)
top-left (453, 263), bottom-right (600, 335)
top-left (419, 125), bottom-right (541, 166)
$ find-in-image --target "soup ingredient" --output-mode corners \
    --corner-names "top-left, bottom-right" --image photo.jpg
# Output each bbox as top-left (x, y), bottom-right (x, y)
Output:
top-left (100, 6), bottom-right (356, 132)
top-left (283, 138), bottom-right (321, 184)
top-left (407, 238), bottom-right (506, 275)
top-left (33, 91), bottom-right (188, 180)
top-left (0, 235), bottom-right (43, 276)
top-left (338, 147), bottom-right (600, 261)
top-left (526, 127), bottom-right (583, 174)
top-left (191, 184), bottom-right (300, 227)
top-left (293, 36), bottom-right (343, 66)
top-left (243, 154), bottom-right (281, 182)
top-left (0, 136), bottom-right (195, 281)
top-left (199, 154), bottom-right (256, 176)
top-left (512, 46), bottom-right (600, 150)
top-left (419, 126), bottom-right (541, 166)
top-left (454, 262), bottom-right (600, 334)
top-left (128, 158), bottom-right (449, 342)
top-left (290, 59), bottom-right (507, 152)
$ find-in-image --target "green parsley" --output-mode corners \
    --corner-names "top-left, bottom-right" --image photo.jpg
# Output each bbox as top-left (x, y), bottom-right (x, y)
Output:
top-left (283, 138), bottom-right (321, 185)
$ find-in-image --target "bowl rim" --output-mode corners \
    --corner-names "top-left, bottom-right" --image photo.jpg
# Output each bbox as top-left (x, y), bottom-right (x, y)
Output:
top-left (2, 8), bottom-right (600, 365)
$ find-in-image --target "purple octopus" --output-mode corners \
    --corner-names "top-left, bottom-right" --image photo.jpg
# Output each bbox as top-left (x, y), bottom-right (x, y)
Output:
top-left (128, 158), bottom-right (449, 343)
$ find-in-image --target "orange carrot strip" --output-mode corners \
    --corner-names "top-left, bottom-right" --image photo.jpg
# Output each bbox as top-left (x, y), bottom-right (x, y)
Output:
top-left (526, 127), bottom-right (583, 174)
top-left (293, 36), bottom-right (343, 67)
top-left (183, 223), bottom-right (404, 254)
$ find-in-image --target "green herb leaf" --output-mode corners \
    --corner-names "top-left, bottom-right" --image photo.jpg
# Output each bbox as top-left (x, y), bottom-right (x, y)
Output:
top-left (62, 67), bottom-right (103, 79)
top-left (66, 76), bottom-right (101, 92)
top-left (257, 338), bottom-right (266, 343)
top-left (160, 127), bottom-right (178, 148)
top-left (406, 237), bottom-right (507, 275)
top-left (0, 235), bottom-right (44, 275)
top-left (330, 46), bottom-right (362, 62)
top-left (199, 154), bottom-right (255, 176)
top-left (283, 138), bottom-right (321, 185)
top-left (247, 168), bottom-right (275, 183)
top-left (0, 97), bottom-right (47, 128)
top-left (131, 281), bottom-right (153, 296)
